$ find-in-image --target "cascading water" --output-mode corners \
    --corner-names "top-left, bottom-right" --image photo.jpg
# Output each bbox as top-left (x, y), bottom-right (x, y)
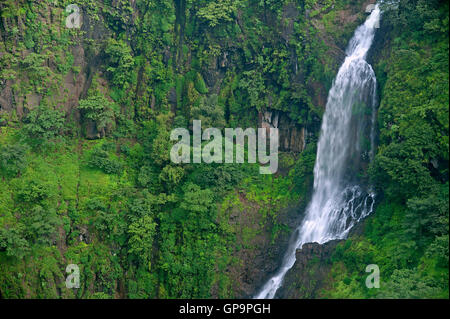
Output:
top-left (255, 4), bottom-right (381, 299)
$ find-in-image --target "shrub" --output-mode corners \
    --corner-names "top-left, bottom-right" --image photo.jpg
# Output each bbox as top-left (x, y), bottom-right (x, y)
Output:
top-left (0, 144), bottom-right (28, 178)
top-left (22, 105), bottom-right (65, 145)
top-left (88, 148), bottom-right (123, 175)
top-left (78, 93), bottom-right (117, 136)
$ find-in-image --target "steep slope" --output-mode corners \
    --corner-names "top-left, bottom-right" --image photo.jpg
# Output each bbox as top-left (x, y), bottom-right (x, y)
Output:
top-left (278, 0), bottom-right (449, 299)
top-left (1, 0), bottom-right (447, 300)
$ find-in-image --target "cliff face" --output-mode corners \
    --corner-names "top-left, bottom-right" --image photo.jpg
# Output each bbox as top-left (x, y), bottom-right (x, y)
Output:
top-left (0, 0), bottom-right (373, 149)
top-left (0, 2), bottom-right (115, 137)
top-left (277, 219), bottom-right (366, 299)
top-left (277, 240), bottom-right (342, 298)
top-left (0, 0), bottom-right (377, 299)
top-left (219, 204), bottom-right (303, 298)
top-left (260, 110), bottom-right (308, 153)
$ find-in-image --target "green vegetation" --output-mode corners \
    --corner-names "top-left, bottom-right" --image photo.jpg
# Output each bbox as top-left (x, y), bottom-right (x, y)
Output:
top-left (0, 0), bottom-right (448, 299)
top-left (322, 0), bottom-right (449, 299)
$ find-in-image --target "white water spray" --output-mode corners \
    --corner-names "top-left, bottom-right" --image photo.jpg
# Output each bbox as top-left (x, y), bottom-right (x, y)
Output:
top-left (255, 4), bottom-right (381, 299)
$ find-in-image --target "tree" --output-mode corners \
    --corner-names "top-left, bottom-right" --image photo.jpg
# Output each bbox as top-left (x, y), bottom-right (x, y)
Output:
top-left (105, 38), bottom-right (134, 89)
top-left (22, 105), bottom-right (65, 145)
top-left (23, 205), bottom-right (60, 246)
top-left (88, 148), bottom-right (123, 175)
top-left (196, 0), bottom-right (239, 27)
top-left (377, 269), bottom-right (440, 299)
top-left (190, 94), bottom-right (226, 128)
top-left (0, 144), bottom-right (28, 178)
top-left (150, 113), bottom-right (174, 166)
top-left (180, 183), bottom-right (215, 231)
top-left (128, 215), bottom-right (157, 266)
top-left (157, 183), bottom-right (217, 298)
top-left (239, 70), bottom-right (268, 111)
top-left (0, 224), bottom-right (30, 259)
top-left (159, 165), bottom-right (185, 192)
top-left (78, 93), bottom-right (117, 137)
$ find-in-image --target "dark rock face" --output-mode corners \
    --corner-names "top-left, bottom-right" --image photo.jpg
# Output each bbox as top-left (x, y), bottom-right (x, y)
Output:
top-left (281, 3), bottom-right (300, 44)
top-left (0, 79), bottom-right (14, 113)
top-left (219, 203), bottom-right (305, 299)
top-left (275, 240), bottom-right (342, 298)
top-left (276, 216), bottom-right (368, 298)
top-left (259, 110), bottom-right (307, 153)
top-left (85, 119), bottom-right (101, 140)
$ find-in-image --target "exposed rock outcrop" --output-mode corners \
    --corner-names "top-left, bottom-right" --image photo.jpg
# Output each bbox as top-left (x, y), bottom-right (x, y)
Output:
top-left (276, 240), bottom-right (342, 298)
top-left (259, 109), bottom-right (307, 153)
top-left (276, 216), bottom-right (368, 298)
top-left (216, 201), bottom-right (306, 298)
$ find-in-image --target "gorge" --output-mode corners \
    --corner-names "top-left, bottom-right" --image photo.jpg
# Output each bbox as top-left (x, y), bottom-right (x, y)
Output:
top-left (255, 3), bottom-right (380, 299)
top-left (0, 0), bottom-right (448, 299)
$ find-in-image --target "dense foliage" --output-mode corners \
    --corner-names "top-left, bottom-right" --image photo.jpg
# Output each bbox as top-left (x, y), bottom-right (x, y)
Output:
top-left (322, 0), bottom-right (449, 298)
top-left (0, 0), bottom-right (448, 299)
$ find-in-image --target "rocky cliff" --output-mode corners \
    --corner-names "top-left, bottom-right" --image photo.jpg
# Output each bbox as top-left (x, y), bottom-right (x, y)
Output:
top-left (0, 0), bottom-right (378, 299)
top-left (276, 218), bottom-right (366, 298)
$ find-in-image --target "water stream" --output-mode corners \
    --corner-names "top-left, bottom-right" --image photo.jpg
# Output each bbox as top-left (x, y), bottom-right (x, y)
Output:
top-left (255, 4), bottom-right (381, 299)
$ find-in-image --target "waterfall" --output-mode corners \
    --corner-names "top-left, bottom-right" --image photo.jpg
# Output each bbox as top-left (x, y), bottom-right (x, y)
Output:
top-left (255, 4), bottom-right (381, 299)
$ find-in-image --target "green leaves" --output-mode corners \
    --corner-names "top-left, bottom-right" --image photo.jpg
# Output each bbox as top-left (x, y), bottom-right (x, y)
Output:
top-left (180, 183), bottom-right (214, 215)
top-left (194, 72), bottom-right (208, 94)
top-left (159, 165), bottom-right (185, 192)
top-left (196, 0), bottom-right (239, 27)
top-left (128, 215), bottom-right (157, 266)
top-left (371, 12), bottom-right (449, 200)
top-left (88, 147), bottom-right (123, 175)
top-left (22, 105), bottom-right (65, 146)
top-left (78, 93), bottom-right (118, 135)
top-left (0, 144), bottom-right (28, 178)
top-left (0, 224), bottom-right (30, 259)
top-left (377, 268), bottom-right (442, 299)
top-left (105, 38), bottom-right (135, 89)
top-left (23, 205), bottom-right (60, 246)
top-left (155, 182), bottom-right (218, 298)
top-left (190, 94), bottom-right (226, 128)
top-left (238, 70), bottom-right (267, 112)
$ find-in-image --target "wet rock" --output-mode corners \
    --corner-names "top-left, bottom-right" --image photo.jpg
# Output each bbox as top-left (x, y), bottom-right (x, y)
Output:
top-left (0, 80), bottom-right (14, 112)
top-left (85, 119), bottom-right (100, 140)
top-left (219, 203), bottom-right (303, 298)
top-left (281, 3), bottom-right (299, 44)
top-left (259, 109), bottom-right (307, 153)
top-left (276, 216), bottom-right (369, 298)
top-left (276, 240), bottom-right (342, 298)
top-left (168, 87), bottom-right (177, 105)
top-left (78, 226), bottom-right (91, 244)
